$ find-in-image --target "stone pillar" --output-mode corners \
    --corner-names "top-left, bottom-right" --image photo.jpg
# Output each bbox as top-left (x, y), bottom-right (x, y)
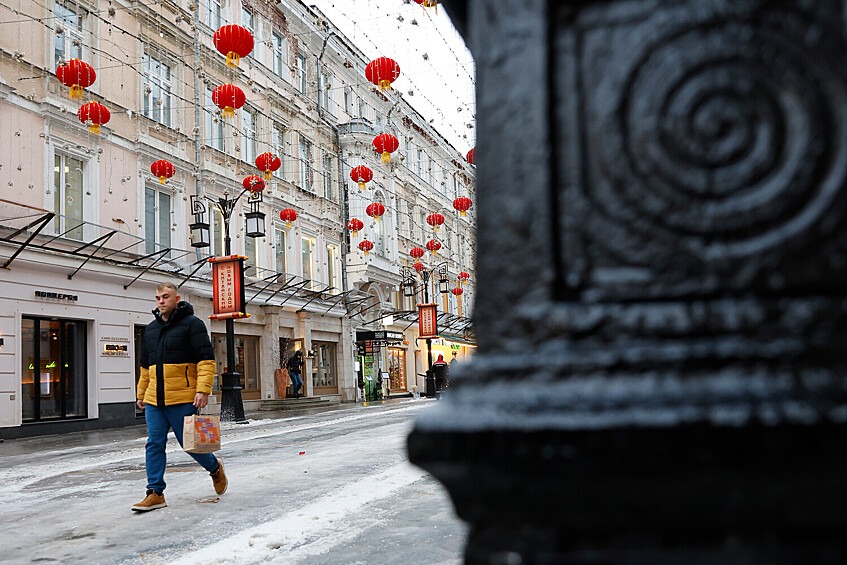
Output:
top-left (297, 311), bottom-right (313, 397)
top-left (408, 1), bottom-right (847, 562)
top-left (262, 306), bottom-right (282, 399)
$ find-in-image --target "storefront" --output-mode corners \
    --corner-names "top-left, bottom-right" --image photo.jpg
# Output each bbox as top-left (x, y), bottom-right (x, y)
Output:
top-left (355, 330), bottom-right (405, 399)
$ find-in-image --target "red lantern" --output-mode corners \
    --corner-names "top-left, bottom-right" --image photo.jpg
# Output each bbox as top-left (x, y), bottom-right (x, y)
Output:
top-left (150, 160), bottom-right (175, 184)
top-left (358, 239), bottom-right (374, 255)
top-left (56, 59), bottom-right (96, 100)
top-left (243, 175), bottom-right (265, 193)
top-left (413, 262), bottom-right (426, 273)
top-left (279, 208), bottom-right (298, 229)
top-left (366, 202), bottom-right (385, 222)
top-left (77, 102), bottom-right (110, 135)
top-left (426, 239), bottom-right (441, 255)
top-left (451, 287), bottom-right (464, 296)
top-left (410, 247), bottom-right (425, 262)
top-left (213, 24), bottom-right (254, 68)
top-left (466, 147), bottom-right (475, 165)
top-left (458, 271), bottom-right (470, 284)
top-left (372, 133), bottom-right (399, 164)
top-left (426, 212), bottom-right (445, 231)
top-left (212, 84), bottom-right (246, 119)
top-left (350, 165), bottom-right (373, 190)
top-left (453, 196), bottom-right (473, 217)
top-left (346, 218), bottom-right (364, 237)
top-left (365, 57), bottom-right (400, 91)
top-left (255, 152), bottom-right (281, 180)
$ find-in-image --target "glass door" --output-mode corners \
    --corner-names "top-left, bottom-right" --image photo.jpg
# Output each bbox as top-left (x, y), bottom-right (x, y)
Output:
top-left (21, 317), bottom-right (87, 422)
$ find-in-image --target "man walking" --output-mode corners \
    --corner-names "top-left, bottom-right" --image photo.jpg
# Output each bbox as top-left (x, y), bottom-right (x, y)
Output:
top-left (133, 282), bottom-right (228, 512)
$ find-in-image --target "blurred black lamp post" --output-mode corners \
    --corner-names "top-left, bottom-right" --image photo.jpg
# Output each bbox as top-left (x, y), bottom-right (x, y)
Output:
top-left (190, 188), bottom-right (265, 423)
top-left (401, 261), bottom-right (450, 395)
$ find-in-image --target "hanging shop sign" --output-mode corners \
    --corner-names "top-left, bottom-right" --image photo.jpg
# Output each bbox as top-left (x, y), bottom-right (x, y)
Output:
top-left (208, 255), bottom-right (250, 320)
top-left (355, 330), bottom-right (404, 346)
top-left (418, 303), bottom-right (438, 339)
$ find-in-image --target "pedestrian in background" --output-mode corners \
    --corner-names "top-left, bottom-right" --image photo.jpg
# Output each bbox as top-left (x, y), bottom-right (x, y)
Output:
top-left (133, 282), bottom-right (228, 512)
top-left (450, 351), bottom-right (459, 370)
top-left (287, 350), bottom-right (305, 399)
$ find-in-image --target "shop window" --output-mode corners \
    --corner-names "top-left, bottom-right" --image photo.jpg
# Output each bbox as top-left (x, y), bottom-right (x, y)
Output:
top-left (312, 341), bottom-right (337, 392)
top-left (388, 348), bottom-right (407, 392)
top-left (212, 334), bottom-right (260, 400)
top-left (21, 317), bottom-right (87, 422)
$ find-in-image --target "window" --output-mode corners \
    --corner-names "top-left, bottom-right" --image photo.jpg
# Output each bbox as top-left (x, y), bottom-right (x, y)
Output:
top-left (273, 123), bottom-right (287, 177)
top-left (428, 155), bottom-right (435, 186)
top-left (54, 1), bottom-right (84, 66)
top-left (212, 335), bottom-right (260, 398)
top-left (211, 207), bottom-right (224, 256)
top-left (244, 212), bottom-right (256, 275)
top-left (274, 227), bottom-right (287, 277)
top-left (301, 236), bottom-right (314, 285)
top-left (298, 135), bottom-right (313, 191)
top-left (143, 53), bottom-right (172, 127)
top-left (318, 69), bottom-right (332, 111)
top-left (326, 244), bottom-right (338, 291)
top-left (416, 148), bottom-right (424, 177)
top-left (272, 31), bottom-right (288, 79)
top-left (53, 154), bottom-right (84, 240)
top-left (419, 209), bottom-right (427, 242)
top-left (145, 186), bottom-right (172, 255)
top-left (297, 51), bottom-right (307, 94)
top-left (204, 87), bottom-right (224, 151)
top-left (312, 341), bottom-right (337, 391)
top-left (322, 152), bottom-right (334, 201)
top-left (241, 107), bottom-right (257, 163)
top-left (372, 192), bottom-right (386, 256)
top-left (241, 7), bottom-right (254, 33)
top-left (344, 86), bottom-right (353, 115)
top-left (201, 0), bottom-right (221, 29)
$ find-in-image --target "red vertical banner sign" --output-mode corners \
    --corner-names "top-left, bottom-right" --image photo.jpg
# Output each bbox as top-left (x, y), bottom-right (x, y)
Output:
top-left (208, 255), bottom-right (250, 320)
top-left (418, 303), bottom-right (438, 339)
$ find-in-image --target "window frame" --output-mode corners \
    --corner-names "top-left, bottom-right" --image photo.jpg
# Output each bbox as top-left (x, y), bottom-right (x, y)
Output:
top-left (298, 135), bottom-right (313, 192)
top-left (144, 184), bottom-right (173, 256)
top-left (241, 106), bottom-right (258, 164)
top-left (52, 152), bottom-right (85, 240)
top-left (142, 51), bottom-right (174, 128)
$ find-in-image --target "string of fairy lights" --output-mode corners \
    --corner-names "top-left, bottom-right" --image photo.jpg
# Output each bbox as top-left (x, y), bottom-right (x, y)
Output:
top-left (0, 0), bottom-right (477, 294)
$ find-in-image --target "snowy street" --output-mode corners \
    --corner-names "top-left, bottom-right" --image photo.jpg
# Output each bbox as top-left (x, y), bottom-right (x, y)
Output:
top-left (0, 400), bottom-right (467, 564)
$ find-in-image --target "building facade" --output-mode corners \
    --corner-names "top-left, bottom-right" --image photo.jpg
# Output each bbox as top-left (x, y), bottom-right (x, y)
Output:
top-left (0, 0), bottom-right (475, 438)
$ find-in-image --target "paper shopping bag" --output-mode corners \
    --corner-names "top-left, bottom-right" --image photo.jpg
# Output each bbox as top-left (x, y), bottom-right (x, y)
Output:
top-left (183, 413), bottom-right (221, 454)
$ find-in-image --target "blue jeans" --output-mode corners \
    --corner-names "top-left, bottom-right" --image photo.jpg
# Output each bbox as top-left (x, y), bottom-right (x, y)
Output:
top-left (290, 371), bottom-right (303, 397)
top-left (144, 402), bottom-right (219, 493)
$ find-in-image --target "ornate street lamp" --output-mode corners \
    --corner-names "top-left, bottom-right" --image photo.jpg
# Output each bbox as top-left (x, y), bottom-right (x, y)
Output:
top-left (190, 187), bottom-right (266, 422)
top-left (400, 261), bottom-right (450, 395)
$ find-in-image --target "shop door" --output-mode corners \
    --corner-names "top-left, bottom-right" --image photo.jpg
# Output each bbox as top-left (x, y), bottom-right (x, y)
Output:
top-left (388, 348), bottom-right (407, 392)
top-left (21, 317), bottom-right (87, 422)
top-left (312, 341), bottom-right (338, 395)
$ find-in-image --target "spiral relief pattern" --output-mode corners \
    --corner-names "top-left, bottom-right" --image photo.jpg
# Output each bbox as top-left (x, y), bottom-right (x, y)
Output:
top-left (600, 14), bottom-right (847, 258)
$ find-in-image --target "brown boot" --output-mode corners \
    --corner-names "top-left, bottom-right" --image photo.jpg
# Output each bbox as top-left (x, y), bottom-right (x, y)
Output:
top-left (131, 490), bottom-right (167, 512)
top-left (210, 457), bottom-right (228, 495)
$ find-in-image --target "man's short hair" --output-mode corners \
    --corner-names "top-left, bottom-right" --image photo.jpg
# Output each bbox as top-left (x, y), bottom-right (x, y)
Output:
top-left (156, 282), bottom-right (178, 293)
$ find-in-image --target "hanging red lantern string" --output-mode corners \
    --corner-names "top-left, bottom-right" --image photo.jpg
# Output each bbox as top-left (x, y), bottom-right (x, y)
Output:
top-left (243, 175), bottom-right (265, 193)
top-left (458, 271), bottom-right (470, 284)
top-left (255, 152), bottom-right (281, 180)
top-left (213, 24), bottom-right (254, 68)
top-left (346, 218), bottom-right (364, 237)
top-left (366, 202), bottom-right (385, 222)
top-left (451, 286), bottom-right (464, 296)
top-left (212, 84), bottom-right (246, 119)
top-left (358, 239), bottom-right (374, 255)
top-left (413, 262), bottom-right (426, 273)
top-left (365, 57), bottom-right (400, 91)
top-left (279, 208), bottom-right (298, 229)
top-left (410, 246), bottom-right (425, 263)
top-left (77, 102), bottom-right (110, 135)
top-left (350, 165), bottom-right (373, 190)
top-left (150, 160), bottom-right (175, 184)
top-left (56, 58), bottom-right (96, 100)
top-left (426, 212), bottom-right (445, 231)
top-left (466, 147), bottom-right (475, 165)
top-left (426, 239), bottom-right (441, 255)
top-left (372, 133), bottom-right (399, 164)
top-left (453, 196), bottom-right (473, 217)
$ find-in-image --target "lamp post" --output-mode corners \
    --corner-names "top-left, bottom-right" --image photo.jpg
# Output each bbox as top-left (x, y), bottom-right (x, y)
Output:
top-left (401, 261), bottom-right (450, 395)
top-left (190, 189), bottom-right (265, 423)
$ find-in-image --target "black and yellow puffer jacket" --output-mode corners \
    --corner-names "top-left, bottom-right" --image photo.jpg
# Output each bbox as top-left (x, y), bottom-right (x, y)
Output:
top-left (137, 301), bottom-right (215, 406)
